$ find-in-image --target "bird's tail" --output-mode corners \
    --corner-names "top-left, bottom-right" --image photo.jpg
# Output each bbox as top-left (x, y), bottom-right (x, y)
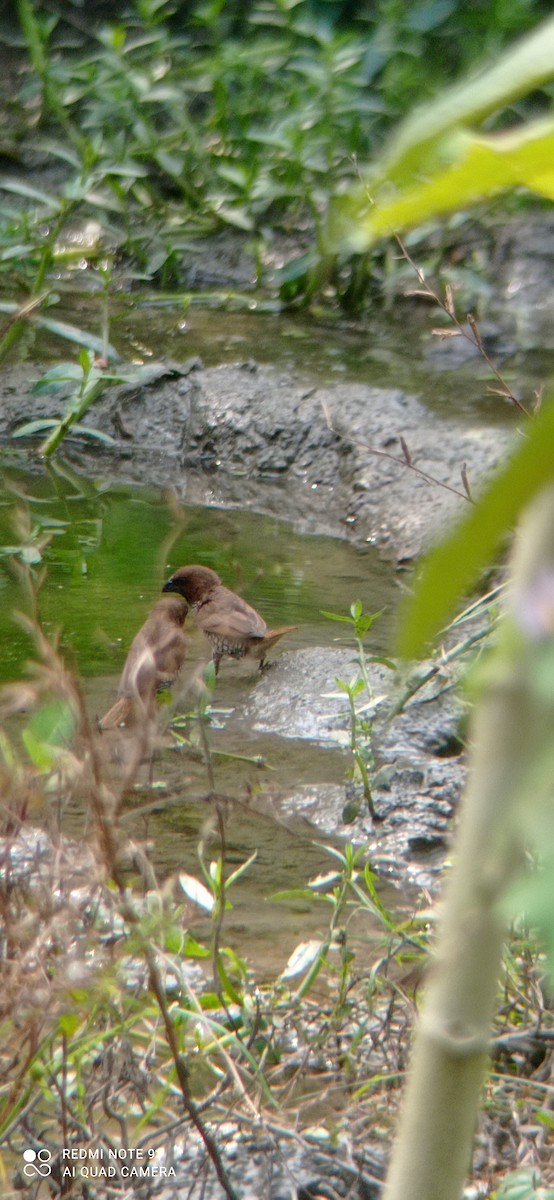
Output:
top-left (97, 696), bottom-right (134, 731)
top-left (264, 625), bottom-right (298, 645)
top-left (251, 625), bottom-right (298, 663)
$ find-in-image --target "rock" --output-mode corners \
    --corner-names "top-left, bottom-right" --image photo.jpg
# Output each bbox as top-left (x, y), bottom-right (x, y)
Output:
top-left (0, 357), bottom-right (514, 561)
top-left (228, 646), bottom-right (466, 888)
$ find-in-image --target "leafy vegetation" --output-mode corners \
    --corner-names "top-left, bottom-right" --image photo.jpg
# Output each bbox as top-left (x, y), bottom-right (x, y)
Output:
top-left (1, 0), bottom-right (553, 358)
top-left (323, 601), bottom-right (395, 819)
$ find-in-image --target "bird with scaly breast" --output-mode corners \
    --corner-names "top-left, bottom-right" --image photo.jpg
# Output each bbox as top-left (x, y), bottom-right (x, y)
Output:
top-left (99, 594), bottom-right (189, 729)
top-left (162, 564), bottom-right (297, 674)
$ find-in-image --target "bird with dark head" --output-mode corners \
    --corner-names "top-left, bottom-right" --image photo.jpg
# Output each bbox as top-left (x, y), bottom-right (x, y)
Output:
top-left (99, 595), bottom-right (188, 730)
top-left (162, 564), bottom-right (297, 674)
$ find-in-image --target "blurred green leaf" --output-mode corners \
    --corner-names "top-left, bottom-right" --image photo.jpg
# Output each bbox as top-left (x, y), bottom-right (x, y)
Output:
top-left (22, 699), bottom-right (77, 771)
top-left (320, 609), bottom-right (355, 624)
top-left (397, 394), bottom-right (554, 658)
top-left (36, 317), bottom-right (121, 361)
top-left (495, 1168), bottom-right (554, 1200)
top-left (0, 177), bottom-right (60, 208)
top-left (58, 1012), bottom-right (83, 1038)
top-left (31, 364), bottom-right (84, 394)
top-left (344, 120), bottom-right (554, 251)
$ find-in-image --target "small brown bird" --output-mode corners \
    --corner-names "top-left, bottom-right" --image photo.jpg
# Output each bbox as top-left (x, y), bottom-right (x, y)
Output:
top-left (99, 595), bottom-right (188, 730)
top-left (162, 564), bottom-right (297, 674)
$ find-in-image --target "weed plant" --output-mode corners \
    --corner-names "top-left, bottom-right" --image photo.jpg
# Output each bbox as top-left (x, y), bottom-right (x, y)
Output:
top-left (322, 600), bottom-right (395, 819)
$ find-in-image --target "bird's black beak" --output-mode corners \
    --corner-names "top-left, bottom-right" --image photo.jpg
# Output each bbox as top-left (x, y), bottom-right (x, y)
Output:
top-left (162, 577), bottom-right (178, 594)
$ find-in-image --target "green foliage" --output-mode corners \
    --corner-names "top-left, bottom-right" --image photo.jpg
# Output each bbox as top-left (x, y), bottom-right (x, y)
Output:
top-left (330, 13), bottom-right (554, 261)
top-left (0, 0), bottom-right (552, 325)
top-left (12, 352), bottom-right (185, 456)
top-left (495, 1169), bottom-right (554, 1199)
top-left (397, 391), bottom-right (554, 658)
top-left (21, 698), bottom-right (77, 770)
top-left (274, 841), bottom-right (427, 1003)
top-left (323, 601), bottom-right (395, 818)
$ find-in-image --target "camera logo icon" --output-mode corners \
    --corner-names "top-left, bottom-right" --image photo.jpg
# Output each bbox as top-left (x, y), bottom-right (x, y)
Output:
top-left (23, 1148), bottom-right (52, 1178)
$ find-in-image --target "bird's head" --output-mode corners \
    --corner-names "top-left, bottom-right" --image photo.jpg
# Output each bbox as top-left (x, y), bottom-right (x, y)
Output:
top-left (155, 595), bottom-right (189, 625)
top-left (162, 564), bottom-right (221, 604)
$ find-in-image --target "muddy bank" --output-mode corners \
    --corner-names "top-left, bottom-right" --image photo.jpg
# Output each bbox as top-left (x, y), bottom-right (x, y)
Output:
top-left (1, 354), bottom-right (515, 561)
top-left (228, 647), bottom-right (464, 889)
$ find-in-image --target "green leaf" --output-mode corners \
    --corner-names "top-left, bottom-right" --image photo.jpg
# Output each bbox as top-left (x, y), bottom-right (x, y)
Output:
top-left (28, 699), bottom-right (76, 748)
top-left (506, 857), bottom-right (554, 984)
top-left (320, 609), bottom-right (354, 625)
top-left (381, 14), bottom-right (554, 186)
top-left (271, 887), bottom-right (329, 903)
top-left (12, 419), bottom-right (118, 447)
top-left (58, 1012), bottom-right (83, 1038)
top-left (216, 955), bottom-right (243, 1006)
top-left (397, 394), bottom-right (554, 657)
top-left (329, 14), bottom-right (554, 254)
top-left (35, 317), bottom-right (120, 361)
top-left (183, 934), bottom-right (210, 959)
top-left (495, 1168), bottom-right (554, 1200)
top-left (225, 850), bottom-right (258, 890)
top-left (0, 177), bottom-right (60, 209)
top-left (164, 926), bottom-right (185, 954)
top-left (335, 676), bottom-right (365, 697)
top-left (214, 204), bottom-right (254, 232)
top-left (368, 655), bottom-right (397, 671)
top-left (22, 699), bottom-right (77, 771)
top-left (32, 364), bottom-right (84, 393)
top-left (13, 420), bottom-right (61, 439)
top-left (69, 424), bottom-right (119, 447)
top-left (347, 120), bottom-right (554, 251)
top-left (79, 347), bottom-right (93, 374)
top-left (355, 611), bottom-right (383, 637)
top-left (203, 660), bottom-right (217, 691)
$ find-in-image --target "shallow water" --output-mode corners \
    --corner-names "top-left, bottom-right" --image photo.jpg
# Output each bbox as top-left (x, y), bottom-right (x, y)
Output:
top-left (21, 288), bottom-right (525, 424)
top-left (0, 463), bottom-right (395, 679)
top-left (0, 464), bottom-right (400, 973)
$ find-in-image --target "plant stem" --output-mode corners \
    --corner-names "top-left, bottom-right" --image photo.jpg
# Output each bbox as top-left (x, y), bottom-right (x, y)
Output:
top-left (17, 0), bottom-right (86, 153)
top-left (384, 485), bottom-right (554, 1200)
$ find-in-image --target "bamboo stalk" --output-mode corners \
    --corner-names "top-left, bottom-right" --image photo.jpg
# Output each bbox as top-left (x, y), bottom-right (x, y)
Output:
top-left (384, 485), bottom-right (554, 1200)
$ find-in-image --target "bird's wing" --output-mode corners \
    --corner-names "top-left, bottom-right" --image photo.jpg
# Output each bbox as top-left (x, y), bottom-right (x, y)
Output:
top-left (197, 591), bottom-right (267, 639)
top-left (152, 626), bottom-right (187, 684)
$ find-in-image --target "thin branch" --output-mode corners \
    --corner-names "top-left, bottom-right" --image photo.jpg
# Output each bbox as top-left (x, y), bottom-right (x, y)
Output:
top-left (397, 235), bottom-right (530, 418)
top-left (145, 949), bottom-right (241, 1200)
top-left (322, 401), bottom-right (473, 505)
